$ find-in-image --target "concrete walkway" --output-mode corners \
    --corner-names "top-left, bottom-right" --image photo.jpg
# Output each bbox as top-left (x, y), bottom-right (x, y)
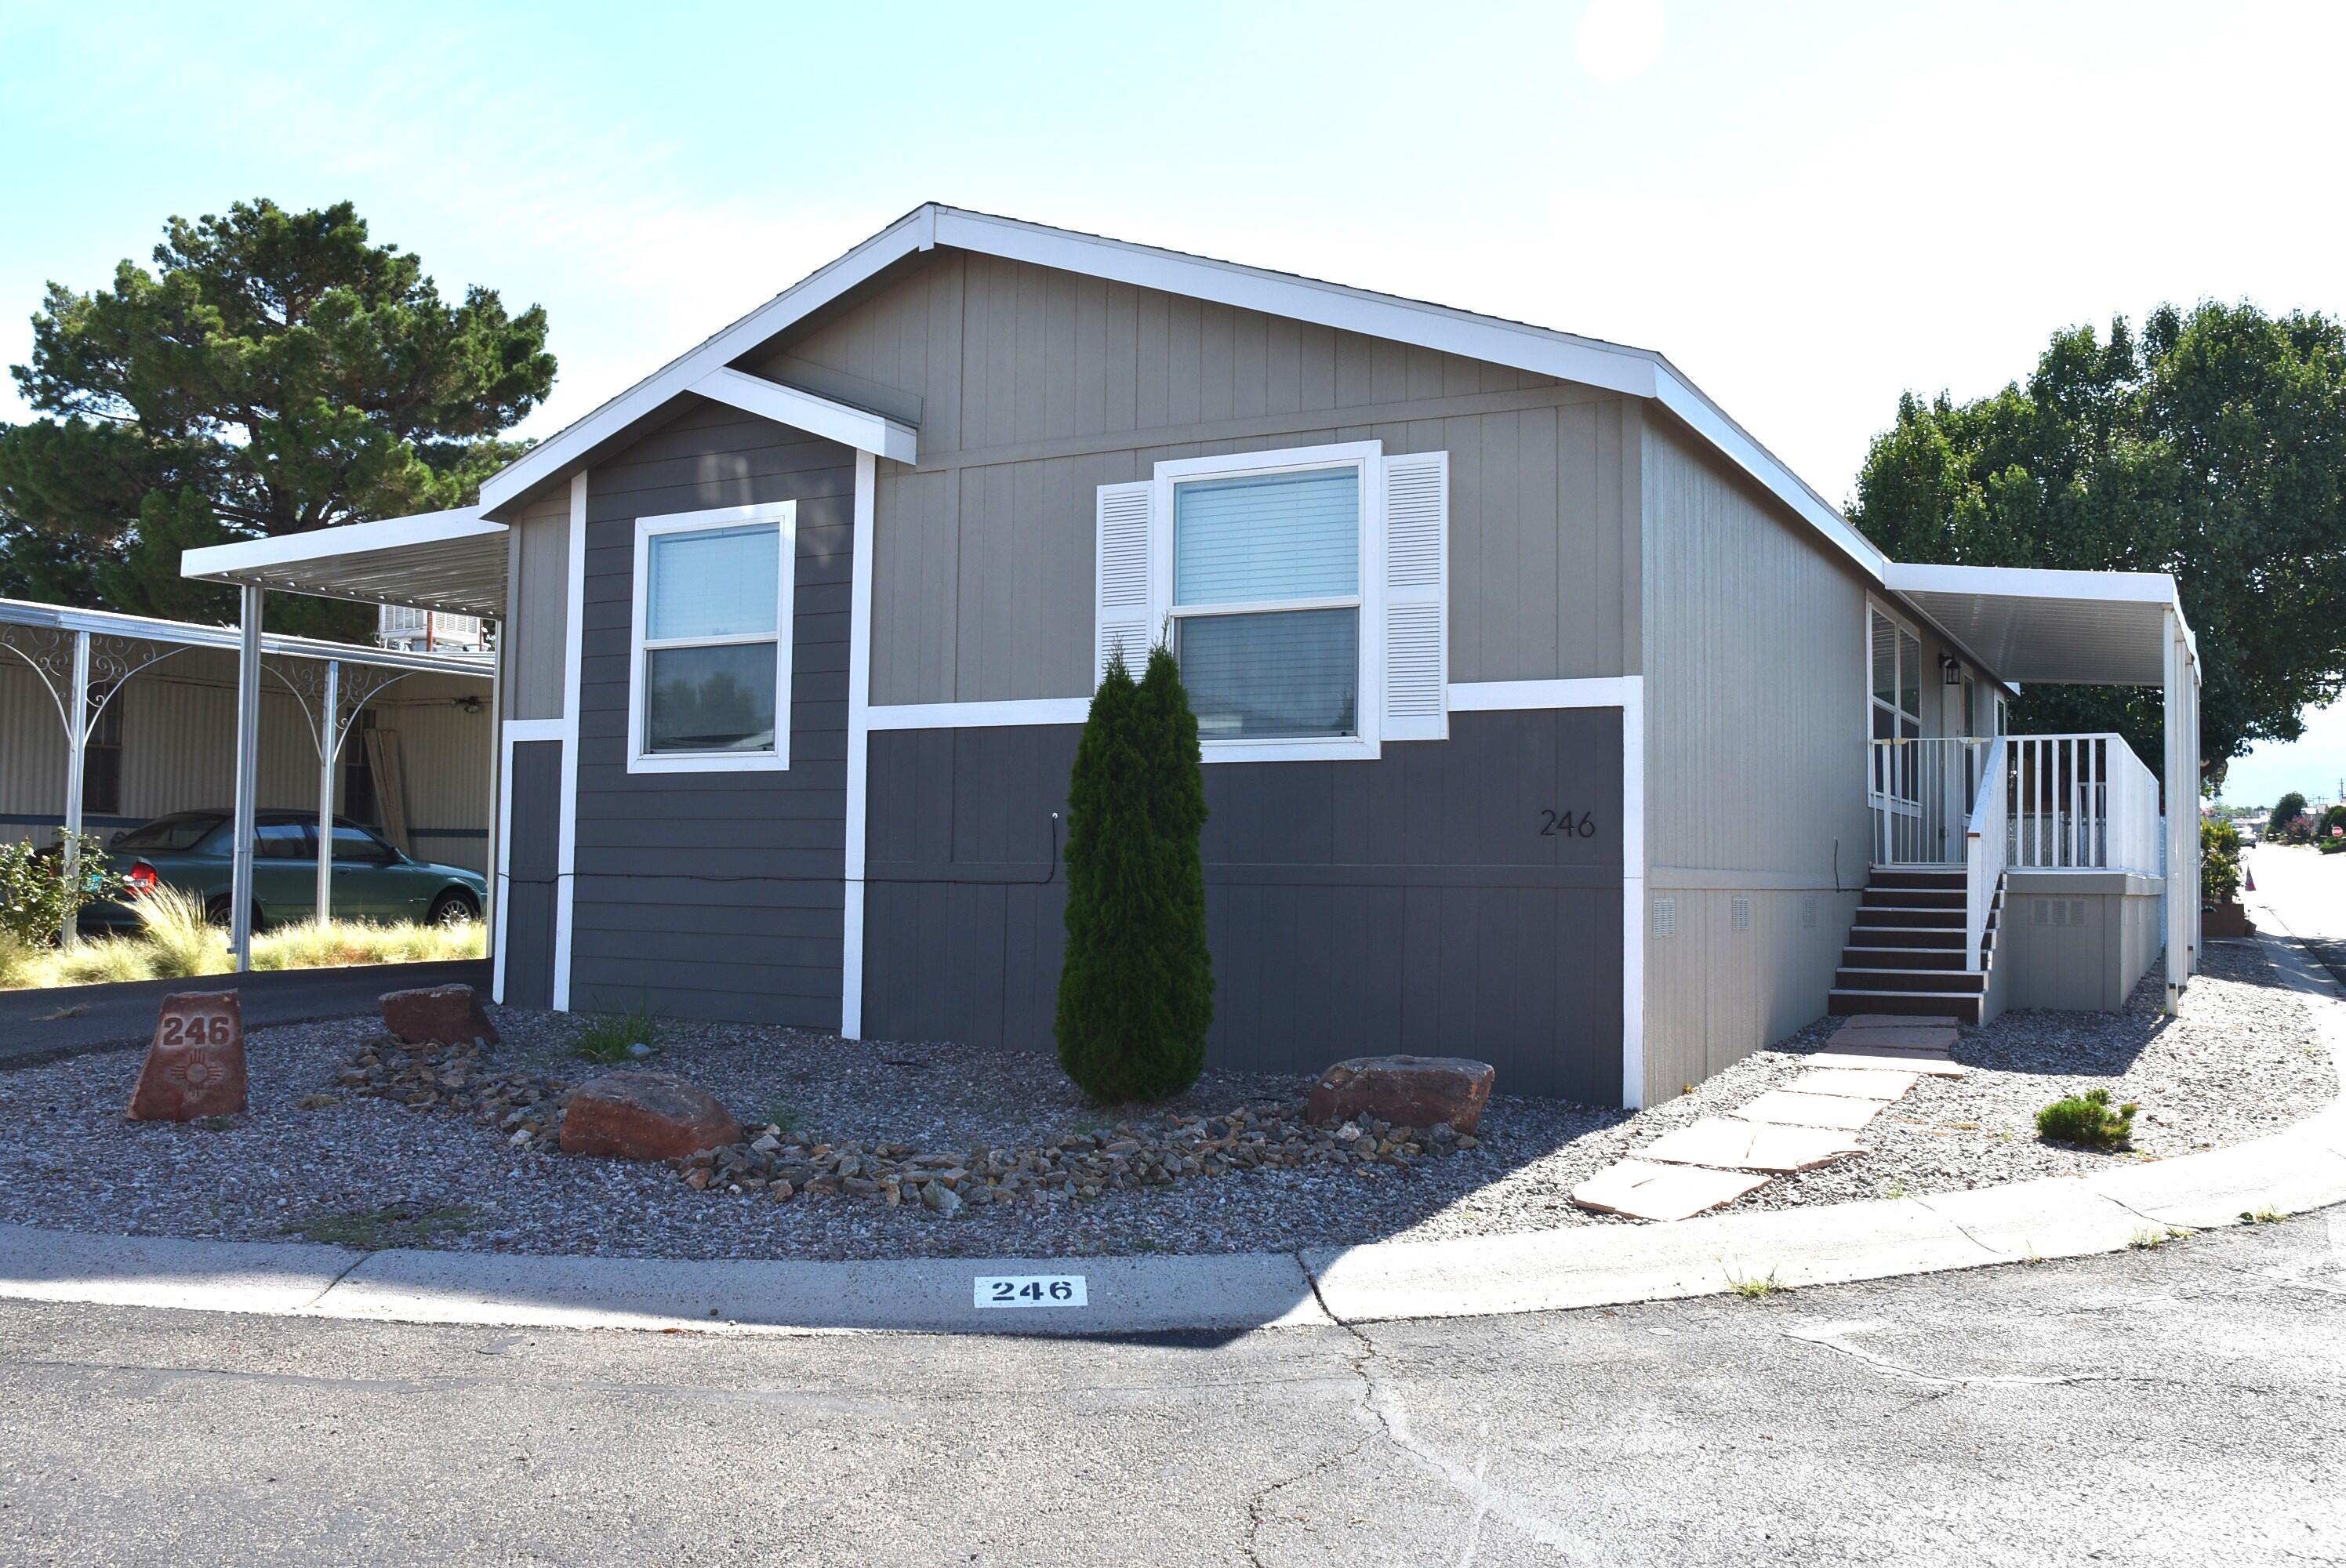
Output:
top-left (1, 937), bottom-right (2340, 1337)
top-left (0, 958), bottom-right (490, 1070)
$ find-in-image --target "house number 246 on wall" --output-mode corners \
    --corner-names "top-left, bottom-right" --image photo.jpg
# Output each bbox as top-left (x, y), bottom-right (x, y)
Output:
top-left (1538, 809), bottom-right (1598, 839)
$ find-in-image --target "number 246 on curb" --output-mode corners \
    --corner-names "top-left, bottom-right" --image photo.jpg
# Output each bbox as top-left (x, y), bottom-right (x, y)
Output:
top-left (973, 1275), bottom-right (1087, 1308)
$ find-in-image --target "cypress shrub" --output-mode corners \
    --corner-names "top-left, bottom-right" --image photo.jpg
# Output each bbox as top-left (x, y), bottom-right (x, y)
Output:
top-left (1055, 644), bottom-right (1215, 1102)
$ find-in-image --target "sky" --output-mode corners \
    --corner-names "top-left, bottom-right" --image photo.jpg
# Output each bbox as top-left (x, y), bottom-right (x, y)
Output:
top-left (1, 0), bottom-right (2341, 798)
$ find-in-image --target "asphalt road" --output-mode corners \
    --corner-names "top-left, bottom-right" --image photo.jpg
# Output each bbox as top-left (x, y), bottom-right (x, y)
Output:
top-left (2, 1210), bottom-right (2342, 1566)
top-left (0, 959), bottom-right (489, 1070)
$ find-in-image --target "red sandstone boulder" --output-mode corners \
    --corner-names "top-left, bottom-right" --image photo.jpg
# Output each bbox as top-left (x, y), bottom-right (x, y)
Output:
top-left (1306, 1054), bottom-right (1494, 1134)
top-left (559, 1070), bottom-right (742, 1162)
top-left (128, 991), bottom-right (248, 1121)
top-left (380, 984), bottom-right (498, 1047)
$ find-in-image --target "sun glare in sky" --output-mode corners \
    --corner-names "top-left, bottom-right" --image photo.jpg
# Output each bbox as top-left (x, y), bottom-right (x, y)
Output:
top-left (1577, 0), bottom-right (1668, 82)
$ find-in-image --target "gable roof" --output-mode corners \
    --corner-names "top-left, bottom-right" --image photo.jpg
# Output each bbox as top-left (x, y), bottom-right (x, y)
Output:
top-left (478, 203), bottom-right (1887, 582)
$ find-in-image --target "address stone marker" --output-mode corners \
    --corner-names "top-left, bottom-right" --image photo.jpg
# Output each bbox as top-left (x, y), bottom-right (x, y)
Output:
top-left (127, 990), bottom-right (247, 1121)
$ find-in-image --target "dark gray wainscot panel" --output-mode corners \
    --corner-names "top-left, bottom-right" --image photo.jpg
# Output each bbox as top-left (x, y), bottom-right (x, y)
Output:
top-left (502, 739), bottom-right (562, 1010)
top-left (863, 708), bottom-right (1625, 1102)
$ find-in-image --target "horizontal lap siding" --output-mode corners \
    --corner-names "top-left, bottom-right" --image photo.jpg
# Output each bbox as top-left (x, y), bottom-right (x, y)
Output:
top-left (773, 251), bottom-right (1638, 707)
top-left (571, 400), bottom-right (853, 1027)
top-left (863, 710), bottom-right (1623, 1103)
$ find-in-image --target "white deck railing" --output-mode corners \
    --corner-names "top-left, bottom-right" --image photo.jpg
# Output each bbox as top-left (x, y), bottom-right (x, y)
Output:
top-left (1963, 735), bottom-right (2008, 968)
top-left (1871, 731), bottom-right (2163, 880)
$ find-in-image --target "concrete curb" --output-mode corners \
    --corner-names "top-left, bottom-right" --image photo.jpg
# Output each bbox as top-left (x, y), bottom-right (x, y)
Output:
top-left (3, 932), bottom-right (2341, 1338)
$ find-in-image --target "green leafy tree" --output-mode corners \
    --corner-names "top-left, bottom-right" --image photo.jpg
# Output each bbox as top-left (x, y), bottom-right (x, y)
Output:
top-left (2272, 790), bottom-right (2308, 832)
top-left (1850, 302), bottom-right (2346, 789)
top-left (0, 199), bottom-right (554, 636)
top-left (1055, 644), bottom-right (1214, 1102)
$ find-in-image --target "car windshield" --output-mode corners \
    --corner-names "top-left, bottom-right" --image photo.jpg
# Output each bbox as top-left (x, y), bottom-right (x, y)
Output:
top-left (112, 814), bottom-right (225, 851)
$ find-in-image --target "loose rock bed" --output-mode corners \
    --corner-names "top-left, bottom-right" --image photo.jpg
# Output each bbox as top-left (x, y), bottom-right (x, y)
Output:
top-left (0, 936), bottom-right (2326, 1261)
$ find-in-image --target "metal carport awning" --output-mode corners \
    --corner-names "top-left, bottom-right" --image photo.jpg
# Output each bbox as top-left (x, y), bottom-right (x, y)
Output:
top-left (179, 510), bottom-right (510, 975)
top-left (1882, 561), bottom-right (2202, 1011)
top-left (181, 507), bottom-right (510, 619)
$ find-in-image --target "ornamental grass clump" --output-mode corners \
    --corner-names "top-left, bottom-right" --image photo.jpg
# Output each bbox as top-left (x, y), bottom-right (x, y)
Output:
top-left (131, 887), bottom-right (232, 979)
top-left (1055, 644), bottom-right (1214, 1104)
top-left (2036, 1087), bottom-right (2137, 1151)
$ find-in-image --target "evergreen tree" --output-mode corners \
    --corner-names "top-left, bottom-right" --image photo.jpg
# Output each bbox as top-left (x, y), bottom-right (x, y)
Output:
top-left (0, 198), bottom-right (554, 636)
top-left (1055, 644), bottom-right (1214, 1102)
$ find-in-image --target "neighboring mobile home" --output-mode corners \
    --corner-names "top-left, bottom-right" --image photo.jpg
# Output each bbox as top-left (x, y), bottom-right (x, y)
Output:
top-left (0, 598), bottom-right (494, 877)
top-left (183, 206), bottom-right (2203, 1108)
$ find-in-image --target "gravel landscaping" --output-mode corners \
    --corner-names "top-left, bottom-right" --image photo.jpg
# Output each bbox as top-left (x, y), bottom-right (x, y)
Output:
top-left (0, 935), bottom-right (2330, 1261)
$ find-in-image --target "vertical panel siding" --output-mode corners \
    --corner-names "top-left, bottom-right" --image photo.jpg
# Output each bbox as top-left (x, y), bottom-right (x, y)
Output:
top-left (761, 251), bottom-right (1638, 707)
top-left (569, 400), bottom-right (852, 1027)
top-left (507, 490), bottom-right (572, 721)
top-left (864, 710), bottom-right (1624, 1102)
top-left (1639, 416), bottom-right (1879, 1100)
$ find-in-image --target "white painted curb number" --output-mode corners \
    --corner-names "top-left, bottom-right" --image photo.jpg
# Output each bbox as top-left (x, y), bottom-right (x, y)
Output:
top-left (973, 1274), bottom-right (1088, 1308)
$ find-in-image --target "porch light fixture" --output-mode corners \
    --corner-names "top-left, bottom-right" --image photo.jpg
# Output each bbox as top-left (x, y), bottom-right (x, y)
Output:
top-left (1939, 655), bottom-right (1962, 685)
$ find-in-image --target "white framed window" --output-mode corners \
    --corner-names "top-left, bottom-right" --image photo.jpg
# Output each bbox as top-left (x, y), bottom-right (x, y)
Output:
top-left (625, 500), bottom-right (796, 774)
top-left (1093, 441), bottom-right (1448, 764)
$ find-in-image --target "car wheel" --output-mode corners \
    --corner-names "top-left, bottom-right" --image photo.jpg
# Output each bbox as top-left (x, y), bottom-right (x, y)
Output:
top-left (202, 897), bottom-right (267, 933)
top-left (427, 891), bottom-right (481, 927)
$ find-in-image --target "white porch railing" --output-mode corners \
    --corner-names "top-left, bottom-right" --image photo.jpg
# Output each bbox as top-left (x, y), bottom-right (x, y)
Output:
top-left (1871, 731), bottom-right (2163, 879)
top-left (1963, 735), bottom-right (2009, 967)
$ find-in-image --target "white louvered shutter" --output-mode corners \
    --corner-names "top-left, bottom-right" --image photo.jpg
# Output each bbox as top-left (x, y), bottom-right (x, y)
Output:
top-left (1380, 450), bottom-right (1449, 741)
top-left (1094, 480), bottom-right (1157, 685)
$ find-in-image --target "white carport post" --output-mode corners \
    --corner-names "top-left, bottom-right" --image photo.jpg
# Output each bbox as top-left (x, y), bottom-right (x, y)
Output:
top-left (231, 586), bottom-right (264, 971)
top-left (57, 630), bottom-right (91, 949)
top-left (2163, 604), bottom-right (2196, 1013)
top-left (314, 658), bottom-right (339, 922)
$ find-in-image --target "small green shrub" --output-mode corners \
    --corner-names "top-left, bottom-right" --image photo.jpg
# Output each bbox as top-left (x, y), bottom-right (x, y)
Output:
top-left (573, 1000), bottom-right (661, 1063)
top-left (0, 832), bottom-right (125, 948)
top-left (2201, 817), bottom-right (2242, 904)
top-left (2036, 1087), bottom-right (2137, 1150)
top-left (131, 887), bottom-right (232, 978)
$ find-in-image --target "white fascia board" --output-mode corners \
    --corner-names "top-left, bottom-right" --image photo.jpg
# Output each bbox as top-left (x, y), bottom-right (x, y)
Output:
top-left (470, 203), bottom-right (1883, 589)
top-left (688, 367), bottom-right (919, 463)
top-left (930, 209), bottom-right (1663, 401)
top-left (180, 508), bottom-right (502, 579)
top-left (478, 210), bottom-right (935, 510)
top-left (1650, 373), bottom-right (1887, 583)
top-left (1882, 560), bottom-right (2181, 606)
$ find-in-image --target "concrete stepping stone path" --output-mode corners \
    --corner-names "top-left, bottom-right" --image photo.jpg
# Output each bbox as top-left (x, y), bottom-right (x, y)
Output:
top-left (1787, 1068), bottom-right (1919, 1101)
top-left (1732, 1089), bottom-right (1885, 1131)
top-left (1567, 1159), bottom-right (1770, 1222)
top-left (1571, 1014), bottom-right (1968, 1218)
top-left (1640, 1117), bottom-right (1869, 1174)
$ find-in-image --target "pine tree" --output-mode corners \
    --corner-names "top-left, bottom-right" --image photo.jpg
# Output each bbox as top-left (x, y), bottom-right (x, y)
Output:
top-left (1055, 644), bottom-right (1214, 1102)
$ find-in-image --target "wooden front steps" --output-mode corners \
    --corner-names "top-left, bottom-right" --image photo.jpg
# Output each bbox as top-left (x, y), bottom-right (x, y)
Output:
top-left (1827, 867), bottom-right (1999, 1026)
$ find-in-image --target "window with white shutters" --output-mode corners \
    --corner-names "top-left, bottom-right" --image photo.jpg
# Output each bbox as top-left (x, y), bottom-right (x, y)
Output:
top-left (1093, 440), bottom-right (1450, 762)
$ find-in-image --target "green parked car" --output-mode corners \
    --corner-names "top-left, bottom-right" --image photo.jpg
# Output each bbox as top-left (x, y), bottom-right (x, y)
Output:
top-left (77, 809), bottom-right (487, 935)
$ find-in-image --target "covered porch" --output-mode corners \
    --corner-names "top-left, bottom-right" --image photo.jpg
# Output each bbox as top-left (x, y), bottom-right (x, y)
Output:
top-left (1854, 564), bottom-right (2200, 1018)
top-left (179, 509), bottom-right (511, 973)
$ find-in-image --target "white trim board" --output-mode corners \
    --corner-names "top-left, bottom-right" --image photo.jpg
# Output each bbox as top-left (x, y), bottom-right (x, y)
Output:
top-left (472, 204), bottom-right (1879, 590)
top-left (842, 451), bottom-right (877, 1040)
top-left (1447, 677), bottom-right (1640, 712)
top-left (552, 474), bottom-right (587, 1012)
top-left (866, 697), bottom-right (1091, 731)
top-left (689, 367), bottom-right (918, 465)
